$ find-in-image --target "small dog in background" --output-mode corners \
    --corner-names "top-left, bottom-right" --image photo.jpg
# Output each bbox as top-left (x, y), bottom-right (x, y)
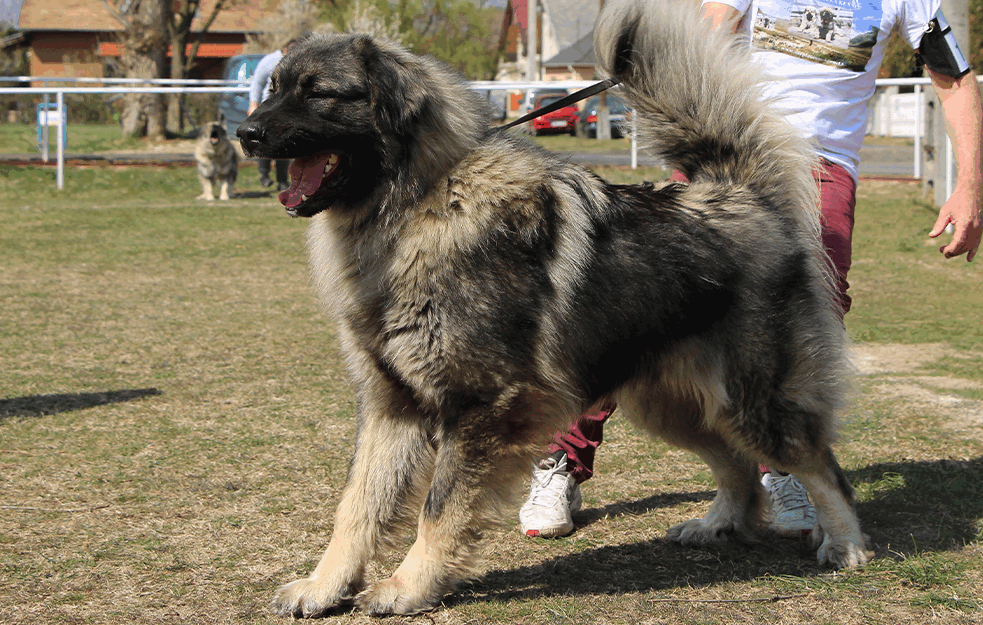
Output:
top-left (195, 114), bottom-right (238, 201)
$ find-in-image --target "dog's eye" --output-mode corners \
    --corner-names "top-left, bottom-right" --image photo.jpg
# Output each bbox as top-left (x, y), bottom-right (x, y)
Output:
top-left (304, 86), bottom-right (366, 103)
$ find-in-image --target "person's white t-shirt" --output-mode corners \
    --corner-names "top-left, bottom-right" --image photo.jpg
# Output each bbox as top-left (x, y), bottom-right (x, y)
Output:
top-left (703, 0), bottom-right (941, 181)
top-left (249, 50), bottom-right (284, 105)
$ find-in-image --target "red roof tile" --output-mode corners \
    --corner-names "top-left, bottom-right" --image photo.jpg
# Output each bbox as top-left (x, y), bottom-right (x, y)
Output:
top-left (18, 0), bottom-right (278, 33)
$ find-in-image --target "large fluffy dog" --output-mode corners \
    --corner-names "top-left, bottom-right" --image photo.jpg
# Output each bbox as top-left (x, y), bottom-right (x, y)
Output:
top-left (194, 114), bottom-right (238, 201)
top-left (238, 0), bottom-right (870, 616)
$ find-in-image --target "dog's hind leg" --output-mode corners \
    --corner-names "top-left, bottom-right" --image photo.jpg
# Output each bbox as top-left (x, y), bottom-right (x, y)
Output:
top-left (271, 381), bottom-right (435, 618)
top-left (664, 433), bottom-right (768, 546)
top-left (773, 448), bottom-right (872, 568)
top-left (732, 388), bottom-right (871, 568)
top-left (619, 374), bottom-right (768, 546)
top-left (218, 177), bottom-right (231, 201)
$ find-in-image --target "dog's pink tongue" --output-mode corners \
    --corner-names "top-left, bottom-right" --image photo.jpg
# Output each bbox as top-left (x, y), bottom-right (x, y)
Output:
top-left (279, 154), bottom-right (333, 208)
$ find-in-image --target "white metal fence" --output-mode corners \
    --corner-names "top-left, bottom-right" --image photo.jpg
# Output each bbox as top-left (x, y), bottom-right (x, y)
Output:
top-left (1, 76), bottom-right (977, 194)
top-left (1, 82), bottom-right (250, 189)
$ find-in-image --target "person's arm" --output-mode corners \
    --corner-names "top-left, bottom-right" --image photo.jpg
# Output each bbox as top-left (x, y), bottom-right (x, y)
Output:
top-left (927, 68), bottom-right (983, 261)
top-left (248, 56), bottom-right (276, 115)
top-left (700, 2), bottom-right (742, 33)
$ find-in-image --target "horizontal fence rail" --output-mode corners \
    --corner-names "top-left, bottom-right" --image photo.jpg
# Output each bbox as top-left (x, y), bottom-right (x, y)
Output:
top-left (2, 76), bottom-right (979, 192)
top-left (0, 76), bottom-right (248, 85)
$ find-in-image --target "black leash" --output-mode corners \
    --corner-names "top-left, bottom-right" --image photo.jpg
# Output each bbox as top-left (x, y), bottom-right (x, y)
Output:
top-left (501, 77), bottom-right (622, 130)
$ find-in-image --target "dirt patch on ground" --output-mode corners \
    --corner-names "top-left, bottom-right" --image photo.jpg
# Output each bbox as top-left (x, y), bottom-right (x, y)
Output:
top-left (851, 342), bottom-right (950, 375)
top-left (852, 342), bottom-right (983, 434)
top-left (105, 138), bottom-right (251, 160)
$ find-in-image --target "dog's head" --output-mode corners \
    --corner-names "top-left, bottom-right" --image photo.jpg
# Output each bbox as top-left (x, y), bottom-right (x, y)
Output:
top-left (202, 114), bottom-right (230, 146)
top-left (237, 34), bottom-right (489, 218)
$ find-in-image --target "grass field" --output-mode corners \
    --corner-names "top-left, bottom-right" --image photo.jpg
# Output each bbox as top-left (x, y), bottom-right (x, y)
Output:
top-left (1, 161), bottom-right (981, 625)
top-left (0, 123), bottom-right (147, 155)
top-left (0, 123), bottom-right (637, 157)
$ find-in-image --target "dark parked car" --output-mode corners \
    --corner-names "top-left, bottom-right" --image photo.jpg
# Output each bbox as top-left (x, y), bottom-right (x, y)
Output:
top-left (528, 93), bottom-right (578, 136)
top-left (580, 94), bottom-right (630, 138)
top-left (475, 89), bottom-right (507, 123)
top-left (217, 54), bottom-right (264, 137)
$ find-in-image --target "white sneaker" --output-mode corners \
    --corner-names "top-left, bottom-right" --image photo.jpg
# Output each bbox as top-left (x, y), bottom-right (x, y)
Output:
top-left (762, 471), bottom-right (817, 537)
top-left (519, 453), bottom-right (582, 538)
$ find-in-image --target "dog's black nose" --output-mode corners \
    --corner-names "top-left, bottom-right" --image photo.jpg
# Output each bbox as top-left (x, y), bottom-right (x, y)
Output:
top-left (236, 122), bottom-right (266, 153)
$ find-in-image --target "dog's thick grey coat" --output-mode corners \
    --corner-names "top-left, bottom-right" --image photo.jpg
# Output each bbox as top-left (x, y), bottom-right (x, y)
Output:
top-left (237, 0), bottom-right (870, 616)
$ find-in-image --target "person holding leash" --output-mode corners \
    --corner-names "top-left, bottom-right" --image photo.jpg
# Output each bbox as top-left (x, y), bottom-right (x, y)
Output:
top-left (520, 0), bottom-right (982, 539)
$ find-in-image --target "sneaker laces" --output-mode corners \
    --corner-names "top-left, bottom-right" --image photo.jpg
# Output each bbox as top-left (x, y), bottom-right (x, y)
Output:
top-left (767, 474), bottom-right (812, 512)
top-left (528, 458), bottom-right (572, 508)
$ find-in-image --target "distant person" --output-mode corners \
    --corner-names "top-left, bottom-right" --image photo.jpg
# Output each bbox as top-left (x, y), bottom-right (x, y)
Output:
top-left (248, 40), bottom-right (298, 191)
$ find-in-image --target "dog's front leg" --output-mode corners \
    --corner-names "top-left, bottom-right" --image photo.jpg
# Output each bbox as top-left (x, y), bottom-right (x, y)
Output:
top-left (355, 432), bottom-right (514, 616)
top-left (196, 176), bottom-right (214, 201)
top-left (272, 398), bottom-right (434, 618)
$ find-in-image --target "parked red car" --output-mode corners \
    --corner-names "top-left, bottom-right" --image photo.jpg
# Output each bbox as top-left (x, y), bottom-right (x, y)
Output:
top-left (528, 93), bottom-right (578, 136)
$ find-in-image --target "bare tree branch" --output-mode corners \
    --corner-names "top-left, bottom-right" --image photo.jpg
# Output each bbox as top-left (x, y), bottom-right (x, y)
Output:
top-left (186, 0), bottom-right (228, 75)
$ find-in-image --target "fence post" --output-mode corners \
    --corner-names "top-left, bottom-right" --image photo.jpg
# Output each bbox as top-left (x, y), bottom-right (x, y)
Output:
top-left (913, 85), bottom-right (922, 180)
top-left (630, 110), bottom-right (637, 169)
top-left (56, 91), bottom-right (65, 190)
top-left (41, 93), bottom-right (49, 162)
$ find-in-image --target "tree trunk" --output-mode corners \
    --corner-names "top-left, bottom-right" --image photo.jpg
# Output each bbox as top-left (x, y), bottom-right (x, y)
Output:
top-left (166, 94), bottom-right (183, 133)
top-left (119, 47), bottom-right (166, 139)
top-left (121, 95), bottom-right (144, 136)
top-left (113, 0), bottom-right (168, 138)
top-left (167, 31), bottom-right (187, 133)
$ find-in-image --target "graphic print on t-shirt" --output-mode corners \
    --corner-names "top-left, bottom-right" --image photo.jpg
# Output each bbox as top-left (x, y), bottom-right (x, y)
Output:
top-left (753, 0), bottom-right (883, 71)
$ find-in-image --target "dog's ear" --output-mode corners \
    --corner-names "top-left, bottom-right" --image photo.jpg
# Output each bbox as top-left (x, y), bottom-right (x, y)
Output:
top-left (218, 112), bottom-right (227, 127)
top-left (356, 36), bottom-right (431, 132)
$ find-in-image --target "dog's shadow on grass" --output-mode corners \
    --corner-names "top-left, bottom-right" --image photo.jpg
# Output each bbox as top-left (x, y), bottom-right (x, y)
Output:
top-left (456, 457), bottom-right (983, 605)
top-left (465, 526), bottom-right (818, 605)
top-left (847, 457), bottom-right (983, 555)
top-left (0, 388), bottom-right (162, 421)
top-left (573, 490), bottom-right (715, 529)
top-left (235, 190), bottom-right (279, 199)
top-left (461, 490), bottom-right (818, 605)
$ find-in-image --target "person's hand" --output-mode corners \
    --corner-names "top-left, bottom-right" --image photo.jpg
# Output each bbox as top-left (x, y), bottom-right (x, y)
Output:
top-left (929, 185), bottom-right (982, 261)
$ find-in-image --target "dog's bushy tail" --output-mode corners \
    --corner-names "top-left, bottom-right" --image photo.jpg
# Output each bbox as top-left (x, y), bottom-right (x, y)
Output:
top-left (594, 0), bottom-right (820, 234)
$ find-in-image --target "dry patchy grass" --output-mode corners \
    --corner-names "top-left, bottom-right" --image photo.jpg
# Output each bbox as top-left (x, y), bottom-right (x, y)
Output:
top-left (0, 167), bottom-right (981, 624)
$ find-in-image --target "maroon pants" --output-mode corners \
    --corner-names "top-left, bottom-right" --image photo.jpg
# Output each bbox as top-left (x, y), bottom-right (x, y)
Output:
top-left (549, 161), bottom-right (857, 483)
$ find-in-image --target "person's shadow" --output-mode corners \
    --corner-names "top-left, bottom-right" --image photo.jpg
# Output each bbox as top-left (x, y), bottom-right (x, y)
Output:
top-left (451, 457), bottom-right (983, 606)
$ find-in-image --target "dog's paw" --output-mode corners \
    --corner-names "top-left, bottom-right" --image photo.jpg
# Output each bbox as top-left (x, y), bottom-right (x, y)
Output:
top-left (666, 518), bottom-right (736, 546)
top-left (355, 577), bottom-right (438, 616)
top-left (270, 577), bottom-right (358, 618)
top-left (195, 194), bottom-right (214, 201)
top-left (815, 531), bottom-right (873, 569)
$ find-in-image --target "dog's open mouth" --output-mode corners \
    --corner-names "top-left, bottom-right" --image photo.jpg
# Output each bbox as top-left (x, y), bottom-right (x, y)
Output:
top-left (279, 152), bottom-right (342, 215)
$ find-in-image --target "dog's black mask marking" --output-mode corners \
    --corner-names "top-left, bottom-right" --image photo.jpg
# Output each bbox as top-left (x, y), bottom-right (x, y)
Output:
top-left (236, 35), bottom-right (427, 218)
